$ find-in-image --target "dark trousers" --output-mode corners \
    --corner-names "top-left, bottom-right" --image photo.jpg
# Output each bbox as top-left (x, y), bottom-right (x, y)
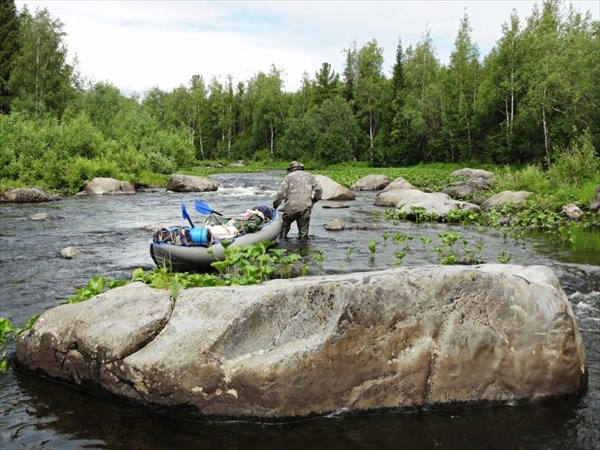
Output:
top-left (280, 208), bottom-right (312, 239)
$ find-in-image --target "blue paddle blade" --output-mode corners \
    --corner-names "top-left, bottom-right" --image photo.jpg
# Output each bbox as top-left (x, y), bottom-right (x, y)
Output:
top-left (194, 199), bottom-right (212, 215)
top-left (181, 199), bottom-right (195, 227)
top-left (195, 199), bottom-right (222, 216)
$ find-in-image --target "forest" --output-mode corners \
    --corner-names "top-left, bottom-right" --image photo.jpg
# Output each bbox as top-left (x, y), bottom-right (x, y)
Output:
top-left (0, 0), bottom-right (599, 193)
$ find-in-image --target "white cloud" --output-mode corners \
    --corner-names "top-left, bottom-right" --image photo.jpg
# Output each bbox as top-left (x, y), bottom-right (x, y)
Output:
top-left (15, 0), bottom-right (600, 95)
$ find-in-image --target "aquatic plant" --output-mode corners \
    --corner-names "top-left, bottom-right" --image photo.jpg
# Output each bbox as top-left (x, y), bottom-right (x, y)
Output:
top-left (312, 249), bottom-right (325, 275)
top-left (368, 240), bottom-right (377, 255)
top-left (66, 275), bottom-right (128, 304)
top-left (0, 315), bottom-right (40, 372)
top-left (394, 250), bottom-right (407, 266)
top-left (346, 246), bottom-right (355, 260)
top-left (497, 251), bottom-right (513, 264)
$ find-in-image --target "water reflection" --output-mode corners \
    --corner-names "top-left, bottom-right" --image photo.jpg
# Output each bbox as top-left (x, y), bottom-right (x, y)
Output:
top-left (10, 370), bottom-right (588, 450)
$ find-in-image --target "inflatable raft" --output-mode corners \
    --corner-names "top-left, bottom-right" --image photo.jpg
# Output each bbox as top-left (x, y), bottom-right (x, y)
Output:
top-left (150, 210), bottom-right (282, 272)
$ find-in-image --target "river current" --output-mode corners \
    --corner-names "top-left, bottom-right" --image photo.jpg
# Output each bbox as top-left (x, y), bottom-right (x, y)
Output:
top-left (1, 171), bottom-right (598, 449)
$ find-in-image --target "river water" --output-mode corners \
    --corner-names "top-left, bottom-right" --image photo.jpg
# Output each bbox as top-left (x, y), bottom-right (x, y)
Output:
top-left (1, 171), bottom-right (599, 449)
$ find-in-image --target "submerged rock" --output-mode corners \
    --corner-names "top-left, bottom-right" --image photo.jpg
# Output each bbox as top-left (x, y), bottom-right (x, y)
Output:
top-left (562, 203), bottom-right (583, 221)
top-left (351, 175), bottom-right (391, 191)
top-left (381, 177), bottom-right (415, 193)
top-left (314, 175), bottom-right (355, 201)
top-left (60, 246), bottom-right (81, 259)
top-left (30, 213), bottom-right (61, 221)
top-left (375, 188), bottom-right (480, 218)
top-left (481, 190), bottom-right (532, 210)
top-left (451, 168), bottom-right (495, 180)
top-left (325, 218), bottom-right (345, 230)
top-left (166, 174), bottom-right (220, 192)
top-left (80, 178), bottom-right (135, 195)
top-left (16, 265), bottom-right (587, 421)
top-left (0, 188), bottom-right (59, 203)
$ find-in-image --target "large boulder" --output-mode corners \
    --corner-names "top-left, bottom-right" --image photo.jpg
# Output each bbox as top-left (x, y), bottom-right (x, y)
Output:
top-left (0, 188), bottom-right (59, 203)
top-left (376, 188), bottom-right (480, 218)
top-left (80, 178), bottom-right (135, 195)
top-left (351, 175), bottom-right (391, 191)
top-left (374, 177), bottom-right (417, 206)
top-left (481, 190), bottom-right (532, 210)
top-left (451, 168), bottom-right (495, 180)
top-left (444, 177), bottom-right (494, 199)
top-left (562, 203), bottom-right (583, 221)
top-left (166, 174), bottom-right (220, 193)
top-left (381, 177), bottom-right (415, 193)
top-left (313, 175), bottom-right (355, 201)
top-left (16, 265), bottom-right (587, 421)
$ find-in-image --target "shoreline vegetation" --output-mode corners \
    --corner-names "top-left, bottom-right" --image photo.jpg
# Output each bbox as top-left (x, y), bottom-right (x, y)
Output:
top-left (1, 1), bottom-right (598, 197)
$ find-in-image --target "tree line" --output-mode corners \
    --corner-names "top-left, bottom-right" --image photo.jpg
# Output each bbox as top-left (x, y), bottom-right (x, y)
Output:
top-left (0, 0), bottom-right (598, 192)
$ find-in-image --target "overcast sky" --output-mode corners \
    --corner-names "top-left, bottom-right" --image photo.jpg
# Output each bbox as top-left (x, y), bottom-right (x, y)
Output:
top-left (15, 1), bottom-right (600, 96)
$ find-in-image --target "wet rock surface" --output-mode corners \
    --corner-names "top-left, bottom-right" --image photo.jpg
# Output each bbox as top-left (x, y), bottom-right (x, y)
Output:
top-left (17, 265), bottom-right (588, 421)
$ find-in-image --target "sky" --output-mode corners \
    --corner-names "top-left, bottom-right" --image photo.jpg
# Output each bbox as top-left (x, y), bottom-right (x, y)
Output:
top-left (15, 0), bottom-right (600, 96)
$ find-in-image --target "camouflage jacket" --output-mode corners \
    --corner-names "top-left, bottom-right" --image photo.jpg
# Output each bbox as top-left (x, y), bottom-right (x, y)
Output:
top-left (273, 170), bottom-right (322, 214)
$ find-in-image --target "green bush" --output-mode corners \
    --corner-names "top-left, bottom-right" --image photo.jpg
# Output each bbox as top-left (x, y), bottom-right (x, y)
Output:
top-left (548, 130), bottom-right (600, 187)
top-left (496, 164), bottom-right (551, 194)
top-left (62, 157), bottom-right (126, 192)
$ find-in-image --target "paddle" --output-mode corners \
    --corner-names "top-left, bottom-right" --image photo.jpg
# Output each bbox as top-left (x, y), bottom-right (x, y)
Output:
top-left (180, 199), bottom-right (195, 228)
top-left (194, 199), bottom-right (223, 216)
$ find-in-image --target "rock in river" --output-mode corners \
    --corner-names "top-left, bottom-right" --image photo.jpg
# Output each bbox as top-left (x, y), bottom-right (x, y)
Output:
top-left (16, 265), bottom-right (587, 421)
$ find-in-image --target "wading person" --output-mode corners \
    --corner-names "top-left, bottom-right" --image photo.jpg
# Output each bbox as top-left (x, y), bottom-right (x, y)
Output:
top-left (272, 161), bottom-right (322, 239)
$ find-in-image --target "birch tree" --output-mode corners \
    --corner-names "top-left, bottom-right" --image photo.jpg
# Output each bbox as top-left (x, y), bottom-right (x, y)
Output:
top-left (8, 7), bottom-right (75, 117)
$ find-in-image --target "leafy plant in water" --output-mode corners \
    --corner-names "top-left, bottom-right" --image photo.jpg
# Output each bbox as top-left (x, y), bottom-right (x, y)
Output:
top-left (393, 250), bottom-right (407, 267)
top-left (435, 231), bottom-right (471, 265)
top-left (410, 206), bottom-right (426, 223)
top-left (209, 241), bottom-right (281, 285)
top-left (312, 249), bottom-right (325, 275)
top-left (0, 318), bottom-right (15, 372)
top-left (368, 240), bottom-right (377, 255)
top-left (345, 246), bottom-right (354, 260)
top-left (497, 251), bottom-right (513, 264)
top-left (270, 248), bottom-right (302, 279)
top-left (440, 254), bottom-right (458, 265)
top-left (66, 275), bottom-right (128, 304)
top-left (1, 314), bottom-right (41, 372)
top-left (475, 240), bottom-right (485, 261)
top-left (438, 231), bottom-right (461, 254)
top-left (392, 233), bottom-right (413, 248)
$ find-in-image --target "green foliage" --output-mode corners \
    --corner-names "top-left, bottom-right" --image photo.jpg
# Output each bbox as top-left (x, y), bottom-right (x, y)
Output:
top-left (495, 164), bottom-right (550, 193)
top-left (1, 313), bottom-right (40, 372)
top-left (368, 240), bottom-right (377, 255)
top-left (497, 251), bottom-right (513, 264)
top-left (0, 0), bottom-right (20, 114)
top-left (66, 275), bottom-right (127, 304)
top-left (2, 2), bottom-right (599, 195)
top-left (8, 6), bottom-right (75, 117)
top-left (133, 242), bottom-right (305, 296)
top-left (548, 130), bottom-right (600, 187)
top-left (0, 317), bottom-right (15, 372)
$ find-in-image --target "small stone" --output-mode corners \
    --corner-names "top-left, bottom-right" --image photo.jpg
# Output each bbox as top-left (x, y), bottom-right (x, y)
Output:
top-left (325, 219), bottom-right (345, 231)
top-left (60, 246), bottom-right (81, 259)
top-left (29, 213), bottom-right (60, 221)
